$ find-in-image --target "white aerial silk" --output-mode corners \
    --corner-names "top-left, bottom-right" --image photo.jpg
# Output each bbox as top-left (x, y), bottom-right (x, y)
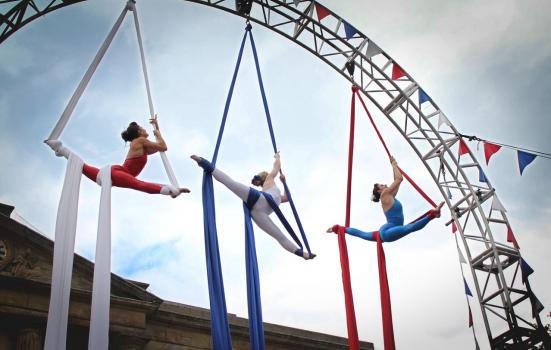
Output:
top-left (88, 167), bottom-right (112, 350)
top-left (44, 1), bottom-right (180, 349)
top-left (44, 152), bottom-right (83, 350)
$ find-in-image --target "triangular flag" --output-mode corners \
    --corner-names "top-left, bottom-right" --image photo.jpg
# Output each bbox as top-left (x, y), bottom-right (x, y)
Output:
top-left (314, 3), bottom-right (330, 21)
top-left (293, 0), bottom-right (299, 6)
top-left (452, 221), bottom-right (458, 234)
top-left (438, 112), bottom-right (451, 129)
top-left (468, 304), bottom-right (473, 327)
top-left (419, 88), bottom-right (430, 105)
top-left (530, 293), bottom-right (545, 318)
top-left (447, 187), bottom-right (452, 199)
top-left (464, 278), bottom-right (473, 296)
top-left (490, 195), bottom-right (507, 212)
top-left (365, 41), bottom-right (382, 59)
top-left (478, 166), bottom-right (487, 183)
top-left (392, 64), bottom-right (406, 80)
top-left (458, 138), bottom-right (469, 156)
top-left (506, 226), bottom-right (520, 249)
top-left (343, 21), bottom-right (358, 39)
top-left (520, 258), bottom-right (534, 285)
top-left (518, 150), bottom-right (537, 175)
top-left (457, 246), bottom-right (467, 264)
top-left (484, 142), bottom-right (501, 165)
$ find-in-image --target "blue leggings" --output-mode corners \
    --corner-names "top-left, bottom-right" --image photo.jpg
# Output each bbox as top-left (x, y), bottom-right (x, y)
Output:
top-left (345, 214), bottom-right (432, 243)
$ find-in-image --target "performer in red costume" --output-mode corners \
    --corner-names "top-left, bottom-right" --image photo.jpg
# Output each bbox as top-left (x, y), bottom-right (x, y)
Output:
top-left (47, 115), bottom-right (189, 197)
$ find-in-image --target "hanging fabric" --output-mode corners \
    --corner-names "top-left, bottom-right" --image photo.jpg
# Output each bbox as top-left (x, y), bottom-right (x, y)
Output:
top-left (44, 2), bottom-right (179, 349)
top-left (44, 153), bottom-right (84, 350)
top-left (200, 23), bottom-right (312, 349)
top-left (334, 86), bottom-right (439, 350)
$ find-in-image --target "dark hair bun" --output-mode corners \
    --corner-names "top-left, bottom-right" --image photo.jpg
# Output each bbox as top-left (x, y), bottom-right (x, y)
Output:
top-left (372, 184), bottom-right (381, 202)
top-left (121, 122), bottom-right (140, 142)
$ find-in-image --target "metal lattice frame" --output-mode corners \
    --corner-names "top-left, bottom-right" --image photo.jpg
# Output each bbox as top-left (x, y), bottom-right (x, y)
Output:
top-left (0, 0), bottom-right (85, 45)
top-left (2, 0), bottom-right (549, 348)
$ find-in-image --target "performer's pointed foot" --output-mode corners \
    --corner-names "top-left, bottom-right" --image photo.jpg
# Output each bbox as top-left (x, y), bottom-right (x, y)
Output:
top-left (326, 224), bottom-right (342, 233)
top-left (191, 155), bottom-right (214, 173)
top-left (190, 154), bottom-right (202, 163)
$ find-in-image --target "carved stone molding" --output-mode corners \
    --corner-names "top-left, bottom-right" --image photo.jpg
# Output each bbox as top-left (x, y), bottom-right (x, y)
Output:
top-left (0, 239), bottom-right (12, 271)
top-left (16, 328), bottom-right (41, 350)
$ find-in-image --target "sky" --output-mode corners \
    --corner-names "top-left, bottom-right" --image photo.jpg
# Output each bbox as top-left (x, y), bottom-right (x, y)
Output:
top-left (1, 0), bottom-right (550, 349)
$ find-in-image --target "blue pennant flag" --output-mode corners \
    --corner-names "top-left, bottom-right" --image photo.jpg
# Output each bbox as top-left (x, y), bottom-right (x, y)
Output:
top-left (518, 150), bottom-right (536, 175)
top-left (478, 166), bottom-right (487, 183)
top-left (464, 278), bottom-right (473, 296)
top-left (343, 21), bottom-right (358, 39)
top-left (447, 188), bottom-right (452, 200)
top-left (520, 258), bottom-right (534, 284)
top-left (419, 88), bottom-right (430, 105)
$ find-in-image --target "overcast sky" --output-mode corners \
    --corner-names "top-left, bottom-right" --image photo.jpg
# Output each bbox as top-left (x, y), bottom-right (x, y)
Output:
top-left (1, 1), bottom-right (550, 349)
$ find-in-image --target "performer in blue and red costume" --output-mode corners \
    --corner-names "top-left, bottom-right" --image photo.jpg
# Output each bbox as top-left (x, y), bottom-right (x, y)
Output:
top-left (328, 156), bottom-right (444, 242)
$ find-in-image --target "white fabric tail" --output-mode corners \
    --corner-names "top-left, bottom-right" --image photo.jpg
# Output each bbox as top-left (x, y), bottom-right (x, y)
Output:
top-left (88, 166), bottom-right (112, 350)
top-left (44, 153), bottom-right (84, 350)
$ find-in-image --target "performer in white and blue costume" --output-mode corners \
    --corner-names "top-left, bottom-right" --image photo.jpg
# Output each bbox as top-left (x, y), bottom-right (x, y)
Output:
top-left (192, 153), bottom-right (316, 259)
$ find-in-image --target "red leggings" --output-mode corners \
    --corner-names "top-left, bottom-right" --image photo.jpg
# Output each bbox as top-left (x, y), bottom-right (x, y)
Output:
top-left (82, 164), bottom-right (163, 194)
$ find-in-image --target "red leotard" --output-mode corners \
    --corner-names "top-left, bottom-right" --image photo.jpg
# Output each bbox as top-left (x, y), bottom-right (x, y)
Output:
top-left (82, 154), bottom-right (163, 194)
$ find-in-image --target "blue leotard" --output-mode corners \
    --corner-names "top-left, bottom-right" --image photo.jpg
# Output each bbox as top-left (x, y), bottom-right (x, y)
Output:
top-left (345, 198), bottom-right (433, 242)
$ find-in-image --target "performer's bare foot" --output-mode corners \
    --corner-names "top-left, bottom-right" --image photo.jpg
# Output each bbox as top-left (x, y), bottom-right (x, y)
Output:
top-left (326, 224), bottom-right (341, 233)
top-left (190, 155), bottom-right (202, 163)
top-left (170, 188), bottom-right (191, 198)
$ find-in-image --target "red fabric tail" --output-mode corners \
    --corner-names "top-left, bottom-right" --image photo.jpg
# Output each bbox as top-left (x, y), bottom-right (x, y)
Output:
top-left (338, 227), bottom-right (360, 350)
top-left (375, 232), bottom-right (396, 350)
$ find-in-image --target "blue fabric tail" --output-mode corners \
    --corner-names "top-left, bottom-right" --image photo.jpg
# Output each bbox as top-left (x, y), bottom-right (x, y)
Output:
top-left (248, 29), bottom-right (312, 255)
top-left (243, 201), bottom-right (266, 350)
top-left (202, 174), bottom-right (232, 349)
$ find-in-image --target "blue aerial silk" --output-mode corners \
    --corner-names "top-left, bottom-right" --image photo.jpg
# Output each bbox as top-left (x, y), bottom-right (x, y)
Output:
top-left (200, 24), bottom-right (312, 350)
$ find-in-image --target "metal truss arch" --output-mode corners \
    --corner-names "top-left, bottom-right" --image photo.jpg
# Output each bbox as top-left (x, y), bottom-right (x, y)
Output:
top-left (2, 0), bottom-right (549, 348)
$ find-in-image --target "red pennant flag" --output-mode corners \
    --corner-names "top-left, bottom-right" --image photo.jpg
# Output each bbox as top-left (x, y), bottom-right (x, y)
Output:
top-left (468, 305), bottom-right (473, 327)
top-left (392, 64), bottom-right (406, 80)
top-left (458, 138), bottom-right (469, 156)
top-left (507, 226), bottom-right (520, 249)
top-left (315, 3), bottom-right (330, 21)
top-left (452, 221), bottom-right (457, 234)
top-left (484, 142), bottom-right (501, 165)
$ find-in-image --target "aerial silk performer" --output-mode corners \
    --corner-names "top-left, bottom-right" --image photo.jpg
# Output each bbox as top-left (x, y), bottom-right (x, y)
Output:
top-left (46, 116), bottom-right (190, 197)
top-left (192, 153), bottom-right (316, 260)
top-left (328, 156), bottom-right (444, 241)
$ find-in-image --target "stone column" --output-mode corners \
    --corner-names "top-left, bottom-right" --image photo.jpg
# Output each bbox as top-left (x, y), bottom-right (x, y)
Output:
top-left (16, 328), bottom-right (41, 350)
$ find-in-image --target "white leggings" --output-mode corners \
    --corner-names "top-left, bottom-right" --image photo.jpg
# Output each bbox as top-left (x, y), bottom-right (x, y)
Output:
top-left (212, 168), bottom-right (299, 254)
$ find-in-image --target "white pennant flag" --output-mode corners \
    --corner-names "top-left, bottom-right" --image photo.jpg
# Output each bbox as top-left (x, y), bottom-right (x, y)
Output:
top-left (491, 195), bottom-right (507, 212)
top-left (365, 41), bottom-right (382, 59)
top-left (438, 112), bottom-right (451, 129)
top-left (457, 245), bottom-right (467, 264)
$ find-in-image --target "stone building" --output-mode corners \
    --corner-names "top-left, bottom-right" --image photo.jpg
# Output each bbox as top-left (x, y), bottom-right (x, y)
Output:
top-left (0, 203), bottom-right (373, 350)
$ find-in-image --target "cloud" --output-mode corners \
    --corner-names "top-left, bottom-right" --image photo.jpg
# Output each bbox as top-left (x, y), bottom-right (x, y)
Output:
top-left (1, 2), bottom-right (550, 350)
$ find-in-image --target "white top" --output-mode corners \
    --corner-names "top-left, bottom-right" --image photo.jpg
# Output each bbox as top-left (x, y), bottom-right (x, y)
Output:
top-left (264, 185), bottom-right (282, 206)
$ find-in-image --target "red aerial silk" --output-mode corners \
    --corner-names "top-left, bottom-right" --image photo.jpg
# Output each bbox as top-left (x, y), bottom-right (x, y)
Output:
top-left (374, 231), bottom-right (396, 350)
top-left (335, 86), bottom-right (437, 350)
top-left (338, 85), bottom-right (360, 350)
